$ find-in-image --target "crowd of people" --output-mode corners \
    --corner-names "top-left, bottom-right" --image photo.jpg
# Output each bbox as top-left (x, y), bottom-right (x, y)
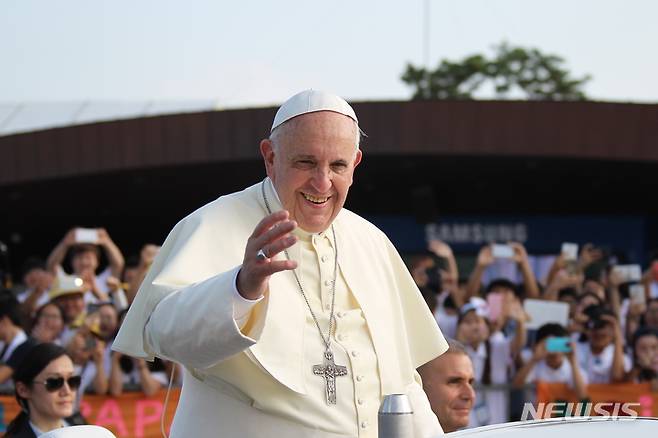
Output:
top-left (2, 225), bottom-right (658, 435)
top-left (410, 239), bottom-right (658, 428)
top-left (0, 228), bottom-right (181, 436)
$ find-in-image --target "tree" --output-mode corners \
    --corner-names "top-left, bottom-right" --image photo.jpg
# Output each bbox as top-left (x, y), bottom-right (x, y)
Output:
top-left (401, 42), bottom-right (591, 101)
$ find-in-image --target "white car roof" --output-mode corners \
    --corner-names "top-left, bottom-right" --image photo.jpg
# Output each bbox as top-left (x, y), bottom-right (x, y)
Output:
top-left (446, 417), bottom-right (658, 438)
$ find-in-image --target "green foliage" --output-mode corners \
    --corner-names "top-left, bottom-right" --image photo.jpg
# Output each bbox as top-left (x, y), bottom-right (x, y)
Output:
top-left (401, 42), bottom-right (591, 101)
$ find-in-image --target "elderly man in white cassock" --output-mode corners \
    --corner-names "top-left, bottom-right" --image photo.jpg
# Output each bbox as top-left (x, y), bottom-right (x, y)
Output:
top-left (113, 90), bottom-right (449, 437)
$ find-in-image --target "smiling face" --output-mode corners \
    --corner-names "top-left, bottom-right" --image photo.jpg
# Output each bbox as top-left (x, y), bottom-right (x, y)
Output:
top-left (260, 111), bottom-right (362, 233)
top-left (419, 353), bottom-right (475, 433)
top-left (17, 355), bottom-right (76, 426)
top-left (54, 293), bottom-right (85, 323)
top-left (36, 303), bottom-right (64, 334)
top-left (71, 248), bottom-right (99, 275)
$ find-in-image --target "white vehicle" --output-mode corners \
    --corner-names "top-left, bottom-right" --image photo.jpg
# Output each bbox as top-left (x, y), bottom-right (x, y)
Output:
top-left (446, 417), bottom-right (658, 438)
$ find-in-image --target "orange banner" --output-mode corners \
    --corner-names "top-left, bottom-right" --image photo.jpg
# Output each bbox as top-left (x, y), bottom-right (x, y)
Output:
top-left (0, 389), bottom-right (180, 438)
top-left (536, 382), bottom-right (658, 417)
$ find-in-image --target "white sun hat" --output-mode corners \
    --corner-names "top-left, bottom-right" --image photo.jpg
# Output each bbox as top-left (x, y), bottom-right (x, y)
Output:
top-left (271, 89), bottom-right (358, 132)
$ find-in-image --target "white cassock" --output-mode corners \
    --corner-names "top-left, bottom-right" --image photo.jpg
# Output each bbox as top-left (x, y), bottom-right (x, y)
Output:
top-left (113, 178), bottom-right (448, 437)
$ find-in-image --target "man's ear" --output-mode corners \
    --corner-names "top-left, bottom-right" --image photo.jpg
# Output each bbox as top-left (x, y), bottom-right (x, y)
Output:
top-left (353, 149), bottom-right (363, 168)
top-left (260, 139), bottom-right (275, 178)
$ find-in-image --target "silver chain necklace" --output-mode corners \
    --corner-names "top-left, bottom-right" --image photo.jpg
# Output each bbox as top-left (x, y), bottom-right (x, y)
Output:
top-left (261, 179), bottom-right (347, 405)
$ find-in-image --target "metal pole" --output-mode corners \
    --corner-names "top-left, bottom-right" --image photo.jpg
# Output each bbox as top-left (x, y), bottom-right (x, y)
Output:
top-left (378, 393), bottom-right (414, 438)
top-left (423, 0), bottom-right (431, 68)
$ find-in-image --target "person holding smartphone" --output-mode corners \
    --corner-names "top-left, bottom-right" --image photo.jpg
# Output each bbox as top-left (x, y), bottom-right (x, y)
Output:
top-left (46, 228), bottom-right (125, 305)
top-left (512, 323), bottom-right (588, 400)
top-left (575, 306), bottom-right (631, 384)
top-left (465, 243), bottom-right (541, 302)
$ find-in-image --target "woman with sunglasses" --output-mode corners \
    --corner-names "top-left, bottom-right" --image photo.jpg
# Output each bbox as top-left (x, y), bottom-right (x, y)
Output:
top-left (4, 343), bottom-right (81, 437)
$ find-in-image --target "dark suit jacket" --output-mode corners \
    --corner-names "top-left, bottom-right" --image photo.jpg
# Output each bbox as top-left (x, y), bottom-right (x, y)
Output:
top-left (3, 418), bottom-right (37, 438)
top-left (3, 413), bottom-right (83, 437)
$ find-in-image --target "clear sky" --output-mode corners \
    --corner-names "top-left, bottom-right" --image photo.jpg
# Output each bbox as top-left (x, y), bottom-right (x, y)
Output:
top-left (2, 0), bottom-right (657, 108)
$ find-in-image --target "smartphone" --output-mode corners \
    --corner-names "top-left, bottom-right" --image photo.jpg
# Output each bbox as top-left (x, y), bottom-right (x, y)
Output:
top-left (487, 293), bottom-right (504, 322)
top-left (492, 244), bottom-right (514, 259)
top-left (561, 243), bottom-right (579, 261)
top-left (75, 228), bottom-right (99, 244)
top-left (629, 284), bottom-right (646, 306)
top-left (613, 264), bottom-right (642, 282)
top-left (545, 336), bottom-right (571, 353)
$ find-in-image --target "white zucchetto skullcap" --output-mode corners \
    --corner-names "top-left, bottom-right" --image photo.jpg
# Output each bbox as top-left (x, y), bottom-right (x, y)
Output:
top-left (271, 89), bottom-right (358, 132)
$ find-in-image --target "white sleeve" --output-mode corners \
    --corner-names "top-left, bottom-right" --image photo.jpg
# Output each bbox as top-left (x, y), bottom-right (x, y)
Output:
top-left (144, 266), bottom-right (264, 370)
top-left (623, 354), bottom-right (633, 373)
top-left (231, 268), bottom-right (264, 327)
top-left (111, 289), bottom-right (129, 311)
top-left (96, 267), bottom-right (113, 294)
top-left (488, 332), bottom-right (512, 384)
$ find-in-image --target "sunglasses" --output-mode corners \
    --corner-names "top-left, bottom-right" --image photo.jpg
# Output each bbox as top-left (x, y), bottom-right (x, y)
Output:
top-left (33, 375), bottom-right (82, 392)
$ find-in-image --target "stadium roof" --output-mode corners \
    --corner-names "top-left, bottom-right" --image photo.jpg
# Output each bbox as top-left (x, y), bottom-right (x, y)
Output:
top-left (0, 100), bottom-right (218, 136)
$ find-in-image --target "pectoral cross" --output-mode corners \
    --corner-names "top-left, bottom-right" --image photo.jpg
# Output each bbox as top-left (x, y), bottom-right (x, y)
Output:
top-left (313, 349), bottom-right (348, 405)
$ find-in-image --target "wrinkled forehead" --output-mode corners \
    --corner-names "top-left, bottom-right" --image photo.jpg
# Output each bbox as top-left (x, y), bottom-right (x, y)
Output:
top-left (271, 111), bottom-right (359, 150)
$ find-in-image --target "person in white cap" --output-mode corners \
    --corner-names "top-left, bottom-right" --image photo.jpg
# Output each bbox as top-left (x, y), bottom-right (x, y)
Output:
top-left (113, 90), bottom-right (448, 437)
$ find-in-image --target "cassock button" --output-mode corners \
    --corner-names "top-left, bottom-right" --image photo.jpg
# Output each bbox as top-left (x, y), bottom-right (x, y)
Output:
top-left (324, 280), bottom-right (332, 287)
top-left (336, 311), bottom-right (345, 318)
top-left (358, 398), bottom-right (364, 405)
top-left (337, 334), bottom-right (347, 341)
top-left (321, 255), bottom-right (329, 263)
top-left (351, 350), bottom-right (359, 358)
top-left (356, 375), bottom-right (363, 382)
top-left (361, 421), bottom-right (368, 429)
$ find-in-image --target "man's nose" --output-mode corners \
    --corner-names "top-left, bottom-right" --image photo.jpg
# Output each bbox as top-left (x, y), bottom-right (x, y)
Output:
top-left (311, 167), bottom-right (332, 193)
top-left (461, 383), bottom-right (476, 401)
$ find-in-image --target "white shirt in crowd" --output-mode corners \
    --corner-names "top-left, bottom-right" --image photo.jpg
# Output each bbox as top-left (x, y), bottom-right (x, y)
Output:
top-left (521, 354), bottom-right (589, 387)
top-left (0, 329), bottom-right (28, 363)
top-left (16, 288), bottom-right (50, 309)
top-left (575, 342), bottom-right (632, 384)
